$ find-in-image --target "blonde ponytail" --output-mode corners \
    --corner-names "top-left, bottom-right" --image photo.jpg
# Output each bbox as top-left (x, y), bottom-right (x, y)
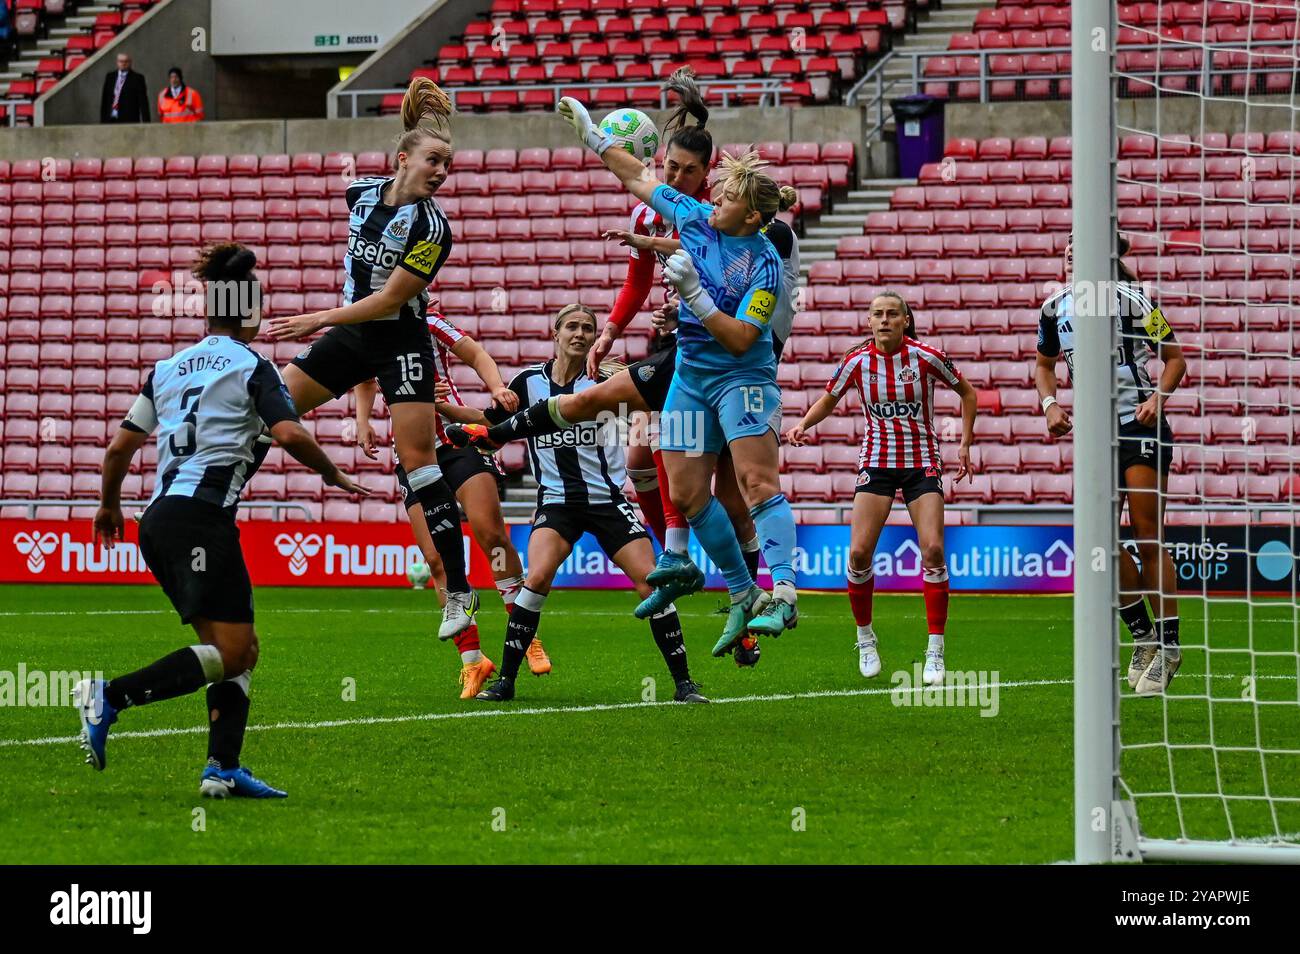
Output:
top-left (395, 77), bottom-right (454, 165)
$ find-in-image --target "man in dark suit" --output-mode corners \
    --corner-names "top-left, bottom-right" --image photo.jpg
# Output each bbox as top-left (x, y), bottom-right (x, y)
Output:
top-left (100, 52), bottom-right (150, 123)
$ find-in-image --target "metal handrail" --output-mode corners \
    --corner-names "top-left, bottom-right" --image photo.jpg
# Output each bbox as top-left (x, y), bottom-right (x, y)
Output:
top-left (0, 96), bottom-right (27, 127)
top-left (337, 77), bottom-right (787, 119)
top-left (846, 39), bottom-right (1300, 121)
top-left (0, 500), bottom-right (317, 520)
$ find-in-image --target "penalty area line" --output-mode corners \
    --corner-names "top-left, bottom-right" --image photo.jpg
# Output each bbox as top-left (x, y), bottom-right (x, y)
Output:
top-left (0, 677), bottom-right (1073, 749)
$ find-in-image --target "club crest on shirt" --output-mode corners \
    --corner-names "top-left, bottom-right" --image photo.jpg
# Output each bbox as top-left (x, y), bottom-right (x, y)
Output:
top-left (897, 366), bottom-right (917, 384)
top-left (386, 219), bottom-right (409, 241)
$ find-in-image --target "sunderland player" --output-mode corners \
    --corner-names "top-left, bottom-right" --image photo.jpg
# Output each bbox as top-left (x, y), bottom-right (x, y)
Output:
top-left (265, 78), bottom-right (479, 641)
top-left (786, 293), bottom-right (977, 686)
top-left (353, 308), bottom-right (550, 699)
top-left (76, 244), bottom-right (368, 796)
top-left (438, 304), bottom-right (708, 704)
top-left (547, 96), bottom-right (801, 657)
top-left (1036, 236), bottom-right (1186, 695)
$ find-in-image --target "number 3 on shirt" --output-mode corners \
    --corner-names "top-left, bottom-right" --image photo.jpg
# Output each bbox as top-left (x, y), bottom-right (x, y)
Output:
top-left (169, 386), bottom-right (204, 458)
top-left (397, 352), bottom-right (424, 382)
top-left (741, 386), bottom-right (764, 413)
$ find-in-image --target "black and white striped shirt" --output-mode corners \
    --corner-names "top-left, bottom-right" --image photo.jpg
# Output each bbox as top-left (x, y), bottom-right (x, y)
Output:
top-left (1038, 280), bottom-right (1176, 426)
top-left (123, 336), bottom-right (298, 512)
top-left (343, 176), bottom-right (452, 326)
top-left (489, 361), bottom-right (628, 508)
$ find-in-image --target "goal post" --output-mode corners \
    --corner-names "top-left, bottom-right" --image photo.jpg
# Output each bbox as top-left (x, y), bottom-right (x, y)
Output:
top-left (1074, 0), bottom-right (1300, 864)
top-left (1072, 0), bottom-right (1120, 866)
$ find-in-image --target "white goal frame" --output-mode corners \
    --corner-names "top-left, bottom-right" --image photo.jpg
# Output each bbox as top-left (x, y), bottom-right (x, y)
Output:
top-left (1072, 0), bottom-right (1300, 864)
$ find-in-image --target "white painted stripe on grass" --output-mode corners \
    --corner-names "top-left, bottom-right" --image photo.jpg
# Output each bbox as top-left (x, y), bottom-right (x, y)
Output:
top-left (1, 677), bottom-right (1074, 749)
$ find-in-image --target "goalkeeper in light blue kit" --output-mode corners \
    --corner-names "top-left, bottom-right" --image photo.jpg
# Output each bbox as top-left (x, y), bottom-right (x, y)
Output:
top-left (557, 97), bottom-right (800, 655)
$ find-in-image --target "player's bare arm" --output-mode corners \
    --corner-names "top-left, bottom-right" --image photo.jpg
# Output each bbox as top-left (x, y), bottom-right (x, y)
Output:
top-left (1034, 351), bottom-right (1073, 437)
top-left (265, 267), bottom-right (429, 341)
top-left (94, 426), bottom-right (150, 549)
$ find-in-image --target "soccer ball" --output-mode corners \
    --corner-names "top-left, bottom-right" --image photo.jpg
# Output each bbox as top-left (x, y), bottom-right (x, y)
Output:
top-left (406, 561), bottom-right (432, 590)
top-left (599, 108), bottom-right (660, 165)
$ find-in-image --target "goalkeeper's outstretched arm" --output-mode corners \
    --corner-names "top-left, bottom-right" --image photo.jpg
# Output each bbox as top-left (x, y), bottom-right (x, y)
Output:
top-left (556, 96), bottom-right (661, 206)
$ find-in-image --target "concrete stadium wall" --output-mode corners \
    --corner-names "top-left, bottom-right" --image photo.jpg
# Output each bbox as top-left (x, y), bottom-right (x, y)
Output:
top-left (0, 105), bottom-right (868, 169)
top-left (8, 94), bottom-right (1295, 171)
top-left (37, 0), bottom-right (214, 128)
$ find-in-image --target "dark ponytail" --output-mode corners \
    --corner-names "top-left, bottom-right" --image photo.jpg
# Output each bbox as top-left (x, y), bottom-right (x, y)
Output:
top-left (193, 243), bottom-right (260, 327)
top-left (1116, 232), bottom-right (1139, 283)
top-left (193, 242), bottom-right (257, 283)
top-left (661, 67), bottom-right (713, 167)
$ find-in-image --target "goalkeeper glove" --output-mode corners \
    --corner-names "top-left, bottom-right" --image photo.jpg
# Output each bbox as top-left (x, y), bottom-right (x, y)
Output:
top-left (556, 97), bottom-right (614, 156)
top-left (663, 250), bottom-right (717, 320)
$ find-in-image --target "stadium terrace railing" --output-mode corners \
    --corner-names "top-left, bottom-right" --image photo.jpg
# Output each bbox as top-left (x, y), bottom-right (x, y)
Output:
top-left (335, 78), bottom-right (789, 120)
top-left (1, 98), bottom-right (26, 127)
top-left (0, 500), bottom-right (315, 521)
top-left (848, 40), bottom-right (1299, 141)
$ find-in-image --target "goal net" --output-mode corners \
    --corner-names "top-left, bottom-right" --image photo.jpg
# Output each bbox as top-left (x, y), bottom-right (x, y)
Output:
top-left (1075, 0), bottom-right (1300, 863)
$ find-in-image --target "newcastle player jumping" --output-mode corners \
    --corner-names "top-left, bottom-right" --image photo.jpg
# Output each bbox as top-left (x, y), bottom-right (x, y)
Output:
top-left (265, 78), bottom-right (478, 641)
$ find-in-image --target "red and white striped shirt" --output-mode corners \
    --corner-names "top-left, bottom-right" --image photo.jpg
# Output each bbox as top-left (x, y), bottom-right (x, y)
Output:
top-left (826, 337), bottom-right (964, 470)
top-left (427, 311), bottom-right (466, 447)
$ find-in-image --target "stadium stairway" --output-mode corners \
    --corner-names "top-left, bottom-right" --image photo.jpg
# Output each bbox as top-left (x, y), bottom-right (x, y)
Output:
top-left (799, 177), bottom-right (913, 274)
top-left (878, 0), bottom-right (997, 107)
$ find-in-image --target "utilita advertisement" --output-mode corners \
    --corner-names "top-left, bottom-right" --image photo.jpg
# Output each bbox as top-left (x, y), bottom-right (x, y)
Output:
top-left (2, 520), bottom-right (1293, 595)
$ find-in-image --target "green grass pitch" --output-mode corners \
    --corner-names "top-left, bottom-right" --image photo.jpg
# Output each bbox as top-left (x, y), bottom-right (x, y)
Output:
top-left (0, 584), bottom-right (1290, 863)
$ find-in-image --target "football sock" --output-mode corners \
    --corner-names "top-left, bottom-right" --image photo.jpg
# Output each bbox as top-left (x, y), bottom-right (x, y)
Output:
top-left (665, 526), bottom-right (691, 555)
top-left (928, 633), bottom-right (945, 653)
top-left (495, 574), bottom-right (523, 615)
top-left (206, 670), bottom-right (251, 770)
top-left (1156, 616), bottom-right (1180, 648)
top-left (750, 494), bottom-right (797, 589)
top-left (648, 603), bottom-right (690, 683)
top-left (922, 565), bottom-right (950, 637)
top-left (454, 625), bottom-right (483, 664)
top-left (740, 534), bottom-right (761, 582)
top-left (106, 644), bottom-right (223, 710)
top-left (501, 587), bottom-right (546, 680)
top-left (629, 466), bottom-right (667, 546)
top-left (687, 498), bottom-right (752, 596)
top-left (488, 397), bottom-right (567, 445)
top-left (406, 464), bottom-right (469, 593)
top-left (653, 449), bottom-right (688, 539)
top-left (847, 562), bottom-right (875, 627)
top-left (1120, 599), bottom-right (1155, 641)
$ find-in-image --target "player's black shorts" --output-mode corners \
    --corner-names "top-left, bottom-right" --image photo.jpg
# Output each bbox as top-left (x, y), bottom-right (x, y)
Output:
top-left (531, 500), bottom-right (648, 555)
top-left (1118, 419), bottom-right (1174, 485)
top-left (628, 337), bottom-right (677, 413)
top-left (396, 445), bottom-right (503, 510)
top-left (138, 496), bottom-right (254, 625)
top-left (290, 322), bottom-right (436, 405)
top-left (855, 465), bottom-right (944, 503)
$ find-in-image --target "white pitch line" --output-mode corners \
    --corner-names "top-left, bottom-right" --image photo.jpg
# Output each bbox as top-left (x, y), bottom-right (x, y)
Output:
top-left (0, 677), bottom-right (1073, 749)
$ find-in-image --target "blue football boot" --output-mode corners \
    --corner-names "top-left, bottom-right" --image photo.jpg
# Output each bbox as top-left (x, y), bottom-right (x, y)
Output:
top-left (200, 759), bottom-right (288, 799)
top-left (75, 678), bottom-right (117, 771)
